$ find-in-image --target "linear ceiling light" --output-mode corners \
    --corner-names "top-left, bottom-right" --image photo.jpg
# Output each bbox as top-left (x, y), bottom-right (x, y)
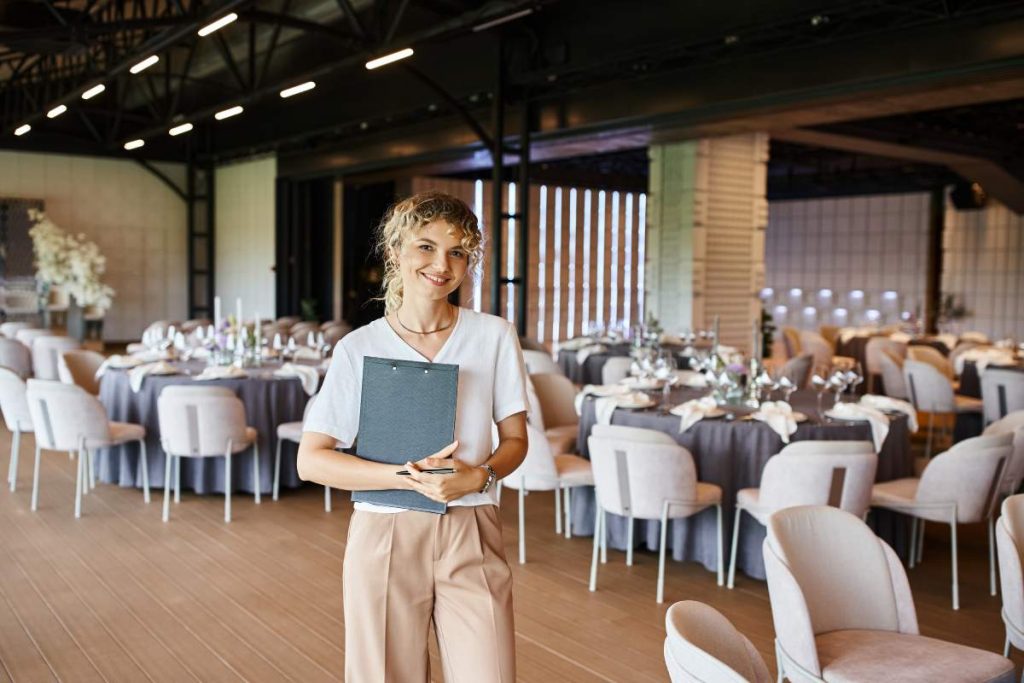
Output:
top-left (280, 81), bottom-right (316, 98)
top-left (365, 48), bottom-right (413, 70)
top-left (47, 104), bottom-right (67, 119)
top-left (130, 55), bottom-right (159, 74)
top-left (472, 8), bottom-right (534, 31)
top-left (14, 124), bottom-right (30, 136)
top-left (124, 139), bottom-right (145, 150)
top-left (81, 84), bottom-right (105, 100)
top-left (198, 12), bottom-right (238, 37)
top-left (169, 122), bottom-right (193, 136)
top-left (215, 105), bottom-right (244, 120)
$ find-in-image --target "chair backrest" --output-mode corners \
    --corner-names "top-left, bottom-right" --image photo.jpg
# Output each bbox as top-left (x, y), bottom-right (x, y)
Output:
top-left (524, 376), bottom-right (545, 430)
top-left (904, 359), bottom-right (955, 412)
top-left (759, 448), bottom-right (878, 518)
top-left (997, 495), bottom-right (1024, 635)
top-left (593, 423), bottom-right (677, 445)
top-left (0, 337), bottom-right (32, 379)
top-left (778, 440), bottom-right (873, 456)
top-left (781, 327), bottom-right (802, 360)
top-left (32, 335), bottom-right (81, 380)
top-left (664, 601), bottom-right (772, 683)
top-left (917, 433), bottom-right (1013, 523)
top-left (0, 367), bottom-right (33, 433)
top-left (588, 425), bottom-right (698, 520)
top-left (502, 423), bottom-right (560, 491)
top-left (25, 379), bottom-right (109, 450)
top-left (779, 353), bottom-right (813, 389)
top-left (798, 331), bottom-right (833, 370)
top-left (865, 337), bottom-right (906, 376)
top-left (157, 385), bottom-right (249, 457)
top-left (907, 345), bottom-right (953, 380)
top-left (289, 321), bottom-right (320, 342)
top-left (322, 323), bottom-right (350, 348)
top-left (601, 357), bottom-right (632, 385)
top-left (949, 341), bottom-right (984, 371)
top-left (878, 350), bottom-right (908, 399)
top-left (0, 321), bottom-right (32, 339)
top-left (764, 506), bottom-right (918, 677)
top-left (984, 412), bottom-right (1024, 495)
top-left (530, 373), bottom-right (579, 429)
top-left (521, 349), bottom-right (561, 376)
top-left (57, 350), bottom-right (105, 395)
top-left (982, 369), bottom-right (1024, 425)
top-left (819, 325), bottom-right (840, 349)
top-left (179, 318), bottom-right (211, 334)
top-left (15, 328), bottom-right (52, 348)
top-left (961, 330), bottom-right (990, 344)
top-left (276, 315), bottom-right (301, 328)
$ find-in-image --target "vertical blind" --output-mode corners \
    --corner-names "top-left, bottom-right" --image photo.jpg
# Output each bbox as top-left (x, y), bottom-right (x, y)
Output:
top-left (410, 177), bottom-right (646, 348)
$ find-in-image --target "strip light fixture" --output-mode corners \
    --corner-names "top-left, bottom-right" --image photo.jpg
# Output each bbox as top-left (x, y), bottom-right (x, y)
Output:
top-left (537, 185), bottom-right (548, 341)
top-left (82, 84), bottom-right (105, 100)
top-left (169, 122), bottom-right (193, 136)
top-left (215, 105), bottom-right (244, 120)
top-left (567, 188), bottom-right (578, 339)
top-left (472, 8), bottom-right (534, 32)
top-left (596, 191), bottom-right (606, 326)
top-left (623, 192), bottom-right (633, 329)
top-left (124, 139), bottom-right (145, 150)
top-left (609, 191), bottom-right (620, 327)
top-left (582, 189), bottom-right (592, 333)
top-left (198, 12), bottom-right (238, 37)
top-left (365, 48), bottom-right (414, 70)
top-left (552, 187), bottom-right (562, 344)
top-left (47, 104), bottom-right (67, 119)
top-left (637, 194), bottom-right (647, 320)
top-left (14, 124), bottom-right (30, 136)
top-left (280, 81), bottom-right (315, 98)
top-left (130, 55), bottom-right (159, 74)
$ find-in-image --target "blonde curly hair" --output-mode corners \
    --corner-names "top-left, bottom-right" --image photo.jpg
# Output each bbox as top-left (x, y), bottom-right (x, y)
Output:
top-left (375, 191), bottom-right (484, 314)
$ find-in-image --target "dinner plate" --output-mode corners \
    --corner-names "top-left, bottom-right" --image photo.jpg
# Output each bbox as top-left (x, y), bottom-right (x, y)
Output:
top-left (823, 409), bottom-right (867, 421)
top-left (668, 405), bottom-right (727, 419)
top-left (616, 398), bottom-right (656, 410)
top-left (751, 411), bottom-right (809, 423)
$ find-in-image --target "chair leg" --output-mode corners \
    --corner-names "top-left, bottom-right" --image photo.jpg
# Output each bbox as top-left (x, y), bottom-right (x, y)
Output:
top-left (589, 505), bottom-right (602, 592)
top-left (776, 640), bottom-right (785, 683)
top-left (8, 428), bottom-right (21, 491)
top-left (30, 444), bottom-right (41, 512)
top-left (716, 504), bottom-right (724, 587)
top-left (554, 485), bottom-right (562, 535)
top-left (657, 505), bottom-right (669, 603)
top-left (909, 517), bottom-right (918, 569)
top-left (925, 411), bottom-right (935, 459)
top-left (950, 512), bottom-right (959, 610)
top-left (273, 438), bottom-right (282, 501)
top-left (162, 454), bottom-right (173, 522)
top-left (518, 485), bottom-right (526, 565)
top-left (989, 516), bottom-right (998, 597)
top-left (74, 445), bottom-right (84, 519)
top-left (728, 508), bottom-right (743, 589)
top-left (626, 515), bottom-right (635, 566)
top-left (1004, 633), bottom-right (1011, 657)
top-left (138, 439), bottom-right (150, 504)
top-left (252, 443), bottom-right (261, 505)
top-left (917, 520), bottom-right (926, 564)
top-left (87, 447), bottom-right (95, 490)
top-left (600, 509), bottom-right (608, 564)
top-left (224, 450), bottom-right (232, 523)
top-left (324, 486), bottom-right (332, 512)
top-left (69, 452), bottom-right (86, 495)
top-left (564, 487), bottom-right (572, 539)
top-left (174, 455), bottom-right (181, 504)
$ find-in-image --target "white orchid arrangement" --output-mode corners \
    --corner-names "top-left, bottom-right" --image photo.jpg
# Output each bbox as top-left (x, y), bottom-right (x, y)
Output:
top-left (28, 209), bottom-right (115, 310)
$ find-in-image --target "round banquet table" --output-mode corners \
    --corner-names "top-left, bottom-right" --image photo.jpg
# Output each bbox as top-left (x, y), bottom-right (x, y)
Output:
top-left (570, 388), bottom-right (912, 581)
top-left (557, 342), bottom-right (694, 385)
top-left (97, 359), bottom-right (323, 495)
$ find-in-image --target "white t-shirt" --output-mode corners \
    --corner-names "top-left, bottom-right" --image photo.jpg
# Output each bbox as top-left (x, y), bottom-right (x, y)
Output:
top-left (303, 308), bottom-right (529, 513)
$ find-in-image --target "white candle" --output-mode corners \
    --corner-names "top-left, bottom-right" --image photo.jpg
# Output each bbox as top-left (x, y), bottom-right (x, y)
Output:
top-left (214, 296), bottom-right (222, 330)
top-left (254, 312), bottom-right (261, 347)
top-left (236, 298), bottom-right (243, 327)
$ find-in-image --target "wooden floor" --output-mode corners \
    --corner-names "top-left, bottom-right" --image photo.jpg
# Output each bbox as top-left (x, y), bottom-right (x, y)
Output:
top-left (0, 428), bottom-right (1018, 682)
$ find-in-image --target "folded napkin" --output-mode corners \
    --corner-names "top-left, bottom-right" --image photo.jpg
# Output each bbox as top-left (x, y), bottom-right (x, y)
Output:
top-left (193, 365), bottom-right (248, 381)
top-left (658, 333), bottom-right (684, 346)
top-left (681, 371), bottom-right (709, 388)
top-left (829, 402), bottom-right (890, 451)
top-left (275, 363), bottom-right (320, 396)
top-left (752, 401), bottom-right (799, 443)
top-left (676, 397), bottom-right (719, 433)
top-left (889, 331), bottom-right (912, 344)
top-left (961, 331), bottom-right (990, 344)
top-left (128, 361), bottom-right (178, 393)
top-left (95, 354), bottom-right (146, 378)
top-left (292, 347), bottom-right (321, 362)
top-left (558, 337), bottom-right (591, 351)
top-left (126, 342), bottom-right (147, 354)
top-left (574, 384), bottom-right (630, 414)
top-left (860, 394), bottom-right (918, 433)
top-left (593, 392), bottom-right (651, 425)
top-left (954, 347), bottom-right (1015, 375)
top-left (575, 344), bottom-right (607, 364)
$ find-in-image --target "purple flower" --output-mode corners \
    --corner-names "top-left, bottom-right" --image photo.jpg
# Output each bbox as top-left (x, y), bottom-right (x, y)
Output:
top-left (726, 363), bottom-right (745, 374)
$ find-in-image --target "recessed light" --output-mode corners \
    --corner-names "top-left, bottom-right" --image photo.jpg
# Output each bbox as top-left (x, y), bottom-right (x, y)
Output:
top-left (280, 81), bottom-right (316, 98)
top-left (365, 48), bottom-right (414, 70)
top-left (169, 122), bottom-right (193, 136)
top-left (130, 55), bottom-right (159, 74)
top-left (198, 12), bottom-right (238, 37)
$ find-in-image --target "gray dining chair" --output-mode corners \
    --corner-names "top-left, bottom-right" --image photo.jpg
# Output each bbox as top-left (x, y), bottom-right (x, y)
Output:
top-left (996, 494), bottom-right (1024, 664)
top-left (32, 335), bottom-right (81, 381)
top-left (274, 394), bottom-right (335, 512)
top-left (982, 368), bottom-right (1024, 426)
top-left (904, 359), bottom-right (983, 458)
top-left (0, 337), bottom-right (33, 379)
top-left (664, 600), bottom-right (772, 683)
top-left (0, 367), bottom-right (33, 492)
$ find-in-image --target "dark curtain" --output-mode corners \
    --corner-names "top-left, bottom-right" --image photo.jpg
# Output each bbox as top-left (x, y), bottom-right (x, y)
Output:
top-left (343, 181), bottom-right (395, 329)
top-left (275, 177), bottom-right (334, 320)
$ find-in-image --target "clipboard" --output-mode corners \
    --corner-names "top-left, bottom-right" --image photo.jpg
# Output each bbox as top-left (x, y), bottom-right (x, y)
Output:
top-left (352, 356), bottom-right (459, 514)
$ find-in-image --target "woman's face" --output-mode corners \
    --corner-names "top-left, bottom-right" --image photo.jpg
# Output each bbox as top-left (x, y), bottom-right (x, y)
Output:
top-left (395, 220), bottom-right (470, 306)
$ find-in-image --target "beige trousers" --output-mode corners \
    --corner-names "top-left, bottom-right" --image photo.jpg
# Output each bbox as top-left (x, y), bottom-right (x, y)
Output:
top-left (343, 505), bottom-right (516, 682)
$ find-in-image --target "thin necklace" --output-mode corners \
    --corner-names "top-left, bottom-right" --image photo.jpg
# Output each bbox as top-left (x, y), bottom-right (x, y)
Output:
top-left (396, 304), bottom-right (455, 335)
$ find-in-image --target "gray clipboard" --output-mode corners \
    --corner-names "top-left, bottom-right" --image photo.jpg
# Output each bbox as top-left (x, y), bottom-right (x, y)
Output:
top-left (352, 356), bottom-right (458, 514)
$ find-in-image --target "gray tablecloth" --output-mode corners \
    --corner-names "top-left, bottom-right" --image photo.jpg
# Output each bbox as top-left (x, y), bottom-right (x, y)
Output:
top-left (959, 360), bottom-right (1024, 400)
top-left (557, 343), bottom-right (695, 385)
top-left (97, 359), bottom-right (322, 495)
top-left (571, 388), bottom-right (912, 581)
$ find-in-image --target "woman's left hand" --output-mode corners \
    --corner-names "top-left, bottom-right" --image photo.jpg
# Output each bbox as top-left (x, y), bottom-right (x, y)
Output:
top-left (403, 455), bottom-right (488, 504)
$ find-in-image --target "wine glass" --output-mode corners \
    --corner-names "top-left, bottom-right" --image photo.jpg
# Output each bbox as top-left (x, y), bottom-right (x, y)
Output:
top-left (828, 367), bottom-right (849, 406)
top-left (843, 362), bottom-right (864, 398)
top-left (654, 351), bottom-right (677, 410)
top-left (811, 364), bottom-right (830, 418)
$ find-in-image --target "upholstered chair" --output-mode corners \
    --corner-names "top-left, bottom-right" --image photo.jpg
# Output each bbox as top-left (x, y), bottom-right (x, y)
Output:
top-left (865, 337), bottom-right (907, 394)
top-left (996, 494), bottom-right (1024, 664)
top-left (765, 505), bottom-right (1014, 682)
top-left (908, 345), bottom-right (955, 382)
top-left (501, 423), bottom-right (592, 563)
top-left (157, 385), bottom-right (260, 523)
top-left (521, 349), bottom-right (561, 375)
top-left (531, 372), bottom-right (580, 455)
top-left (15, 328), bottom-right (52, 349)
top-left (601, 356), bottom-right (633, 385)
top-left (274, 395), bottom-right (334, 511)
top-left (0, 367), bottom-right (33, 491)
top-left (321, 323), bottom-right (350, 349)
top-left (728, 441), bottom-right (877, 589)
top-left (57, 349), bottom-right (105, 395)
top-left (31, 335), bottom-right (81, 381)
top-left (588, 424), bottom-right (723, 602)
top-left (25, 379), bottom-right (149, 517)
top-left (288, 321), bottom-right (320, 344)
top-left (664, 600), bottom-right (772, 683)
top-left (275, 315), bottom-right (301, 328)
top-left (0, 337), bottom-right (32, 379)
top-left (984, 411), bottom-right (1024, 498)
top-left (904, 359), bottom-right (983, 457)
top-left (780, 353), bottom-right (813, 389)
top-left (982, 369), bottom-right (1024, 426)
top-left (871, 432), bottom-right (1013, 608)
top-left (782, 327), bottom-right (802, 360)
top-left (0, 321), bottom-right (32, 339)
top-left (878, 350), bottom-right (908, 400)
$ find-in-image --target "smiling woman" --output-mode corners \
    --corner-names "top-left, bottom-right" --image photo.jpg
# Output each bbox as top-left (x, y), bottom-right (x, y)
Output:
top-left (297, 191), bottom-right (529, 681)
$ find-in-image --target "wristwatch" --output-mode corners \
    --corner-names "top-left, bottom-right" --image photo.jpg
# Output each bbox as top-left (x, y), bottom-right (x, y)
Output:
top-left (478, 464), bottom-right (498, 494)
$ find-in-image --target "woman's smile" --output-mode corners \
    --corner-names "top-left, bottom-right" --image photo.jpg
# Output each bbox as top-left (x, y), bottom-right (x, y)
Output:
top-left (420, 271), bottom-right (451, 287)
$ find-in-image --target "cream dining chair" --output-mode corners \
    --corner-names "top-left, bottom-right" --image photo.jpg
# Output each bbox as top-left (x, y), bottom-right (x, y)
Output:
top-left (521, 349), bottom-right (561, 376)
top-left (765, 505), bottom-right (1014, 682)
top-left (871, 432), bottom-right (1013, 609)
top-left (57, 349), bottom-right (105, 395)
top-left (908, 345), bottom-right (955, 382)
top-left (0, 337), bottom-right (32, 379)
top-left (0, 367), bottom-right (33, 491)
top-left (982, 369), bottom-right (1024, 426)
top-left (31, 335), bottom-right (81, 381)
top-left (904, 359), bottom-right (983, 458)
top-left (865, 336), bottom-right (906, 394)
top-left (588, 424), bottom-right (723, 602)
top-left (984, 411), bottom-right (1024, 499)
top-left (0, 321), bottom-right (32, 339)
top-left (664, 600), bottom-right (772, 683)
top-left (878, 350), bottom-right (908, 400)
top-left (274, 394), bottom-right (334, 511)
top-left (601, 356), bottom-right (633, 385)
top-left (727, 441), bottom-right (877, 589)
top-left (996, 494), bottom-right (1024, 670)
top-left (531, 372), bottom-right (580, 455)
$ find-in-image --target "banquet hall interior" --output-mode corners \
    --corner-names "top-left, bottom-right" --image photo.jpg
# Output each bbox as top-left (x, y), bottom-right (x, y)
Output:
top-left (1, 0), bottom-right (1024, 680)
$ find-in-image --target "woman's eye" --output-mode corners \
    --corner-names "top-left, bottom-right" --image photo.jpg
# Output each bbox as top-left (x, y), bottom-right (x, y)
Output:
top-left (450, 250), bottom-right (464, 258)
top-left (418, 244), bottom-right (433, 252)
